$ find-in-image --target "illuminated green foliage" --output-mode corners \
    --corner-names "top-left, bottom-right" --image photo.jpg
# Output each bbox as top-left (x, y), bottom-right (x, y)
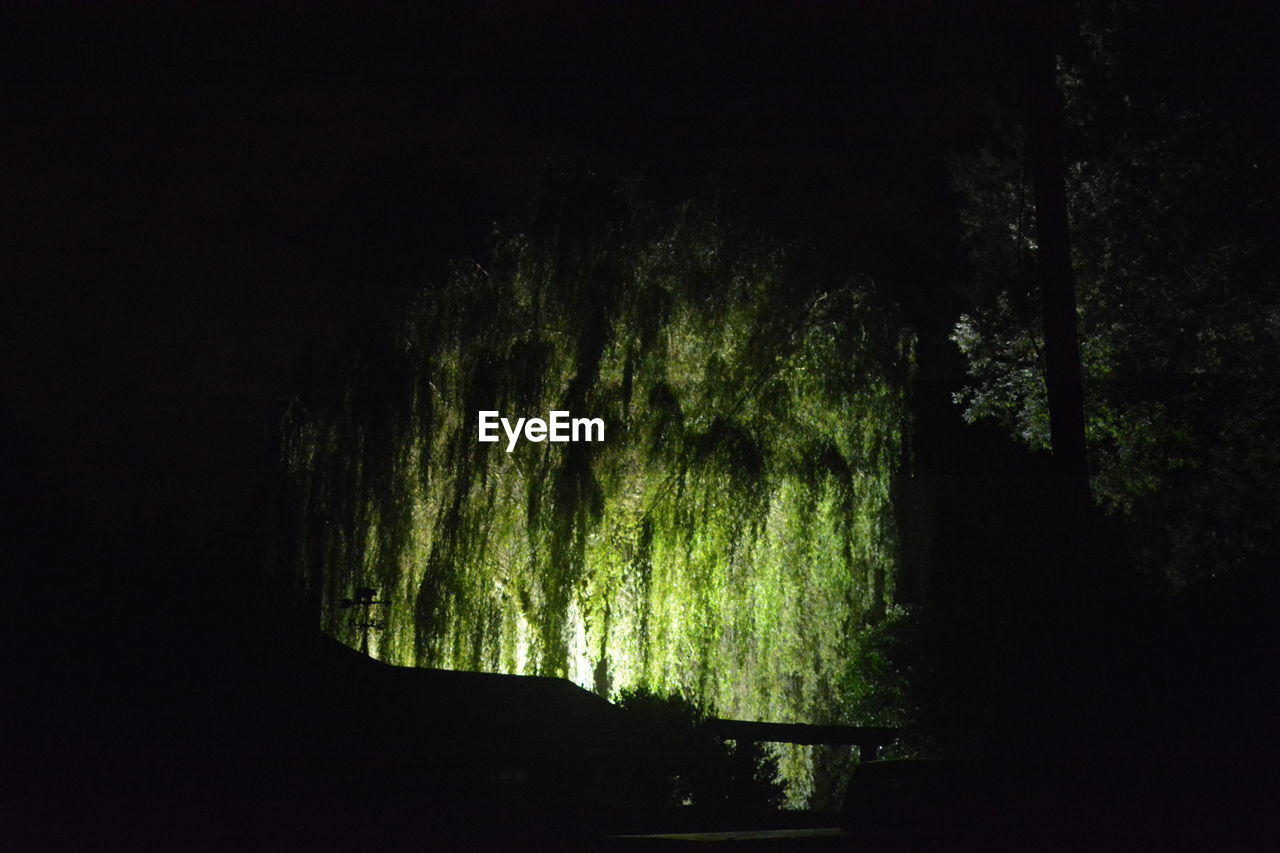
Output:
top-left (274, 195), bottom-right (913, 800)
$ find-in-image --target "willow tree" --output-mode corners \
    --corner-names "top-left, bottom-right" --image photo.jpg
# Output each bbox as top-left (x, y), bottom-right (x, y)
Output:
top-left (271, 188), bottom-right (914, 799)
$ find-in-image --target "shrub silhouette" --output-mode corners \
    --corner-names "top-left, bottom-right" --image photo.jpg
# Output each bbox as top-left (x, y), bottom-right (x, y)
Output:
top-left (616, 687), bottom-right (784, 813)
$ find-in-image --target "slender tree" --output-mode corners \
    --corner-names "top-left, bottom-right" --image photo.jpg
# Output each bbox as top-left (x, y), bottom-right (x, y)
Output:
top-left (1022, 7), bottom-right (1091, 504)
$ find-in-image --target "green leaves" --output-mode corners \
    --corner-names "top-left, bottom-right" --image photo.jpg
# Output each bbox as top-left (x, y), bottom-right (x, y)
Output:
top-left (273, 196), bottom-right (912, 801)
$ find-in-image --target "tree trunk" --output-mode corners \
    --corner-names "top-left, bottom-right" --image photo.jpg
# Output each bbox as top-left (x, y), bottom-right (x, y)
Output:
top-left (1023, 17), bottom-right (1091, 505)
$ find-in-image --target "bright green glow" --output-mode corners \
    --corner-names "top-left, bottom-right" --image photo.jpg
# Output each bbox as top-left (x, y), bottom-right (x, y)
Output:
top-left (275, 208), bottom-right (914, 802)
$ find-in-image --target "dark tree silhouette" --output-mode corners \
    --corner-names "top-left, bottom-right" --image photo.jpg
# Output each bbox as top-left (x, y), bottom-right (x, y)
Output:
top-left (1022, 7), bottom-right (1090, 505)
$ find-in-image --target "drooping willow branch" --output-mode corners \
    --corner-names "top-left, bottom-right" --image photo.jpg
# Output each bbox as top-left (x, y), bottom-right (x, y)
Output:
top-left (268, 197), bottom-right (914, 800)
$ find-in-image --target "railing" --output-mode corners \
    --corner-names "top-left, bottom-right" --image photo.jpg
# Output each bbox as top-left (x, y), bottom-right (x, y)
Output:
top-left (706, 719), bottom-right (898, 763)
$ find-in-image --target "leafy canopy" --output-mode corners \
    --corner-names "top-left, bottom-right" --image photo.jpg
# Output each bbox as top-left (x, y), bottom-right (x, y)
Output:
top-left (951, 3), bottom-right (1280, 584)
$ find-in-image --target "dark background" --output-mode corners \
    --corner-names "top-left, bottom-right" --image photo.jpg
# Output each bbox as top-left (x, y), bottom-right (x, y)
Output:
top-left (5, 0), bottom-right (992, 548)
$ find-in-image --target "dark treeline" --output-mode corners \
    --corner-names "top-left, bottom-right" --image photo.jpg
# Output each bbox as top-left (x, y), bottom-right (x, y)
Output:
top-left (871, 10), bottom-right (1280, 835)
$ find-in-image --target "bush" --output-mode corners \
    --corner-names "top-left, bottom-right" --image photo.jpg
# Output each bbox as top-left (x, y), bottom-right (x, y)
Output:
top-left (616, 687), bottom-right (784, 812)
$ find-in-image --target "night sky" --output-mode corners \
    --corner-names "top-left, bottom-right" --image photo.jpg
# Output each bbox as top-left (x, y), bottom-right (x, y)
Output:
top-left (6, 1), bottom-right (998, 545)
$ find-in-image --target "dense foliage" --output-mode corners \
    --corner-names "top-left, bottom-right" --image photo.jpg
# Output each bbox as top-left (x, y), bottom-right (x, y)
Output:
top-left (950, 3), bottom-right (1280, 584)
top-left (271, 188), bottom-right (914, 800)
